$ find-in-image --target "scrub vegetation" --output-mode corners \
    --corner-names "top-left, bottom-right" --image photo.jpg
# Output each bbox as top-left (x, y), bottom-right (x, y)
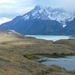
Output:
top-left (0, 31), bottom-right (75, 75)
top-left (24, 53), bottom-right (75, 59)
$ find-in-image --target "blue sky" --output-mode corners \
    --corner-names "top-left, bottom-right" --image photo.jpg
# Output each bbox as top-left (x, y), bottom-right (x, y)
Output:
top-left (0, 0), bottom-right (75, 24)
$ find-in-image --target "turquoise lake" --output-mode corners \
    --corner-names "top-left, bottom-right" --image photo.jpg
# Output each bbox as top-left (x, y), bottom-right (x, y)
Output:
top-left (25, 35), bottom-right (70, 41)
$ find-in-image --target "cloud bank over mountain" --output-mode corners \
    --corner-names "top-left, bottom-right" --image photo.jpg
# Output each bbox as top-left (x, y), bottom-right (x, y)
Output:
top-left (0, 0), bottom-right (75, 24)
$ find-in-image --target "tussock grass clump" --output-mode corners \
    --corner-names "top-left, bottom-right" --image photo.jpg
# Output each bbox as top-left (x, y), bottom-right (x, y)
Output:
top-left (0, 32), bottom-right (75, 75)
top-left (23, 53), bottom-right (75, 60)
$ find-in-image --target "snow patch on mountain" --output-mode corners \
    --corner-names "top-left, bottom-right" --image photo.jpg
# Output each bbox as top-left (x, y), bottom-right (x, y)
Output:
top-left (23, 15), bottom-right (29, 20)
top-left (23, 5), bottom-right (75, 27)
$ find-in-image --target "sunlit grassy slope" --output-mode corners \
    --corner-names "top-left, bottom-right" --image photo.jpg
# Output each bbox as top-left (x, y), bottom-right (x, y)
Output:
top-left (0, 31), bottom-right (75, 75)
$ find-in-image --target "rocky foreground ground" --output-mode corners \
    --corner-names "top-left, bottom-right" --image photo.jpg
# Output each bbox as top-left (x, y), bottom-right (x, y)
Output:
top-left (0, 31), bottom-right (75, 75)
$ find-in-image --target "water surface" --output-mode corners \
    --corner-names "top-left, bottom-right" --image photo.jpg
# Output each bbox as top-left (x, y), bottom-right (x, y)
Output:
top-left (25, 35), bottom-right (70, 41)
top-left (25, 35), bottom-right (75, 71)
top-left (35, 56), bottom-right (75, 71)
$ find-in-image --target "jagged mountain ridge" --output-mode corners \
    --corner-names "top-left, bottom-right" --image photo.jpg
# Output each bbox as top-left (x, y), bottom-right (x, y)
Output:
top-left (23, 5), bottom-right (74, 27)
top-left (1, 5), bottom-right (75, 35)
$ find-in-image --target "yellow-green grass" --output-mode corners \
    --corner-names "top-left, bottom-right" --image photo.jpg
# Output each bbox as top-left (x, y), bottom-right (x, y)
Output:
top-left (0, 32), bottom-right (75, 75)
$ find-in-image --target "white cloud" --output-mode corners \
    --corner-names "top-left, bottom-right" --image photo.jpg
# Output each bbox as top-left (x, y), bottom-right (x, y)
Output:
top-left (34, 0), bottom-right (75, 11)
top-left (0, 0), bottom-right (15, 3)
top-left (0, 0), bottom-right (34, 15)
top-left (0, 18), bottom-right (11, 24)
top-left (0, 0), bottom-right (75, 24)
top-left (0, 0), bottom-right (35, 24)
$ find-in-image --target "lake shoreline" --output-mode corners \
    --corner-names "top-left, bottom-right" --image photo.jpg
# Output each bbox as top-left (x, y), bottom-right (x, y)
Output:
top-left (24, 53), bottom-right (75, 71)
top-left (25, 35), bottom-right (70, 41)
top-left (24, 53), bottom-right (75, 59)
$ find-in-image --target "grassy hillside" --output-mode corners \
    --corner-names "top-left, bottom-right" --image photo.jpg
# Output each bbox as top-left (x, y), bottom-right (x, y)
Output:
top-left (0, 31), bottom-right (75, 75)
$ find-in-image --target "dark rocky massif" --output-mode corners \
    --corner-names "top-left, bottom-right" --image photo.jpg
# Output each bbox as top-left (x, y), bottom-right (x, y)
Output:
top-left (1, 5), bottom-right (75, 35)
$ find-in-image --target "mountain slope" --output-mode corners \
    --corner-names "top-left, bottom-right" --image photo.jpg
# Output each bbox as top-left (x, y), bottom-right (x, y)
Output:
top-left (2, 19), bottom-right (62, 35)
top-left (1, 5), bottom-right (75, 35)
top-left (21, 19), bottom-right (62, 35)
top-left (53, 18), bottom-right (75, 35)
top-left (63, 18), bottom-right (75, 35)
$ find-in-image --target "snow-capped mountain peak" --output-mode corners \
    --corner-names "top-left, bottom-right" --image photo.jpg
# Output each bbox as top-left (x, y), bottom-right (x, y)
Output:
top-left (23, 5), bottom-right (74, 27)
